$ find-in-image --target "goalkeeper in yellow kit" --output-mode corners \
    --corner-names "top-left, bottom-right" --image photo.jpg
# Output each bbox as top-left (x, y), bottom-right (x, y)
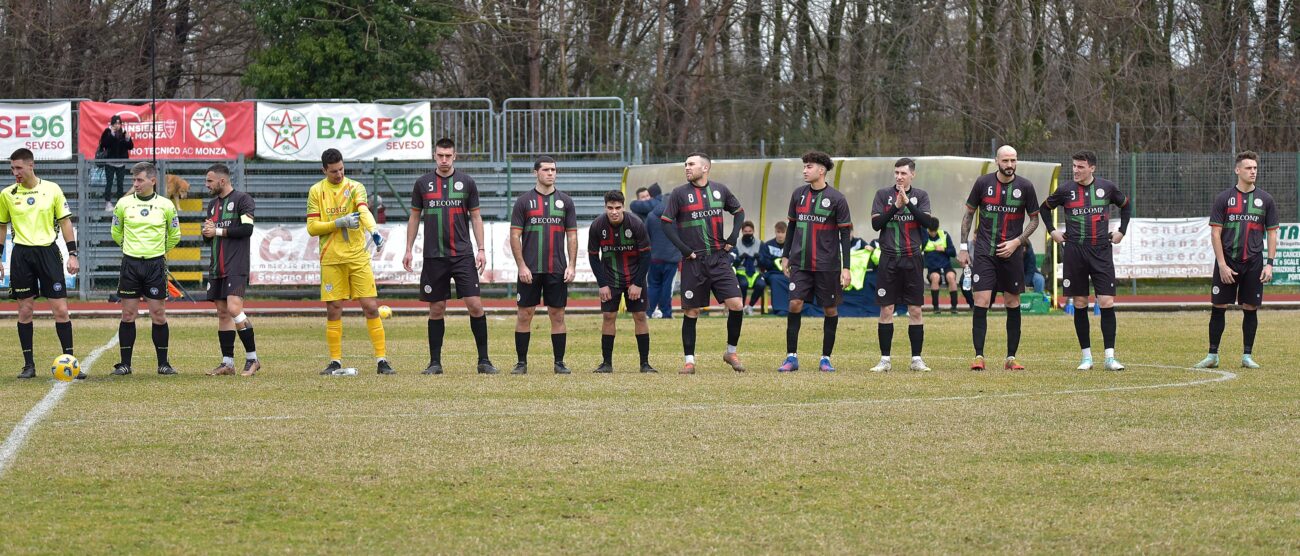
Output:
top-left (307, 148), bottom-right (393, 375)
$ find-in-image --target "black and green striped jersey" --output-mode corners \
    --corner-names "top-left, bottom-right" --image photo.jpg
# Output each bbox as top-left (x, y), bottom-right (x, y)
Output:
top-left (587, 211), bottom-right (650, 288)
top-left (205, 190), bottom-right (255, 277)
top-left (660, 181), bottom-right (743, 256)
top-left (964, 173), bottom-right (1040, 257)
top-left (1042, 178), bottom-right (1127, 245)
top-left (786, 184), bottom-right (853, 271)
top-left (871, 185), bottom-right (931, 258)
top-left (412, 169), bottom-right (480, 258)
top-left (1209, 186), bottom-right (1278, 262)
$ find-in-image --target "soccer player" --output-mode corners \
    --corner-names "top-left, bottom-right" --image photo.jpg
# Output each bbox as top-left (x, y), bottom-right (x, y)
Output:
top-left (660, 152), bottom-right (748, 374)
top-left (1195, 151), bottom-right (1278, 369)
top-left (924, 220), bottom-right (959, 314)
top-left (868, 158), bottom-right (935, 373)
top-left (509, 156), bottom-right (578, 374)
top-left (402, 138), bottom-right (498, 375)
top-left (110, 162), bottom-right (181, 376)
top-left (0, 148), bottom-right (80, 379)
top-left (957, 145), bottom-right (1041, 371)
top-left (201, 163), bottom-right (260, 376)
top-left (777, 151), bottom-right (852, 373)
top-left (307, 148), bottom-right (393, 376)
top-left (588, 190), bottom-right (655, 373)
top-left (1039, 150), bottom-right (1131, 371)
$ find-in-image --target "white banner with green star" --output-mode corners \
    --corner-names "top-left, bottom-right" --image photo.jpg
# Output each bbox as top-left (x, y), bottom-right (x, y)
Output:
top-left (255, 102), bottom-right (432, 161)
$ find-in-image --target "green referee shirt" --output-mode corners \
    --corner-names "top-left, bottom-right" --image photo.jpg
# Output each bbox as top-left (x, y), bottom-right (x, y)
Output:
top-left (112, 192), bottom-right (180, 258)
top-left (0, 179), bottom-right (72, 246)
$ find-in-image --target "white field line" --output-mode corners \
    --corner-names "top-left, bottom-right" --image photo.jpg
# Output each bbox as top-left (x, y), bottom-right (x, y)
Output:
top-left (50, 362), bottom-right (1236, 427)
top-left (0, 334), bottom-right (118, 479)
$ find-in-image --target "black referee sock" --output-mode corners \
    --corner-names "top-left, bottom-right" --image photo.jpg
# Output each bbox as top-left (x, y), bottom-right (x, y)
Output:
top-left (950, 291), bottom-right (959, 310)
top-left (515, 331), bottom-right (530, 363)
top-left (119, 321), bottom-right (136, 366)
top-left (601, 334), bottom-right (615, 365)
top-left (972, 307), bottom-right (988, 356)
top-left (786, 312), bottom-right (802, 354)
top-left (682, 316), bottom-right (698, 357)
top-left (1073, 308), bottom-right (1091, 350)
top-left (55, 321), bottom-right (73, 355)
top-left (909, 324), bottom-right (924, 357)
top-left (551, 332), bottom-right (567, 363)
top-left (1242, 309), bottom-right (1258, 355)
top-left (219, 329), bottom-right (236, 359)
top-left (1006, 307), bottom-right (1022, 358)
top-left (822, 315), bottom-right (838, 357)
top-left (878, 322), bottom-right (894, 357)
top-left (931, 290), bottom-right (940, 311)
top-left (17, 321), bottom-right (34, 367)
top-left (237, 325), bottom-right (257, 356)
top-left (427, 319), bottom-right (445, 363)
top-left (726, 310), bottom-right (743, 347)
top-left (1208, 307), bottom-right (1226, 354)
top-left (635, 333), bottom-right (650, 365)
top-left (1100, 307), bottom-right (1117, 351)
top-left (470, 315), bottom-right (490, 362)
top-left (152, 323), bottom-right (170, 365)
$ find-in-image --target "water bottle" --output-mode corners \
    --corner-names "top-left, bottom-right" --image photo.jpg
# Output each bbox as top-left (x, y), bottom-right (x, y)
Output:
top-left (331, 367), bottom-right (358, 376)
top-left (961, 265), bottom-right (972, 291)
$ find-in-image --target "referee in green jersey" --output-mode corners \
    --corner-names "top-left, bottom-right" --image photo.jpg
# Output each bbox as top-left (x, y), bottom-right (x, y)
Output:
top-left (110, 162), bottom-right (181, 376)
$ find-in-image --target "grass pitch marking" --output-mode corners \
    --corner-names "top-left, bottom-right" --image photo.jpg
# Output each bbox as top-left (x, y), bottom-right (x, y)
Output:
top-left (59, 361), bottom-right (1236, 426)
top-left (0, 334), bottom-right (118, 479)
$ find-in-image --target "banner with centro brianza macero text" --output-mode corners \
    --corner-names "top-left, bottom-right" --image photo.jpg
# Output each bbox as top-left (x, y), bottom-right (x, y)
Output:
top-left (0, 102), bottom-right (73, 160)
top-left (1108, 217), bottom-right (1300, 281)
top-left (255, 102), bottom-right (432, 161)
top-left (249, 222), bottom-right (595, 286)
top-left (77, 101), bottom-right (255, 160)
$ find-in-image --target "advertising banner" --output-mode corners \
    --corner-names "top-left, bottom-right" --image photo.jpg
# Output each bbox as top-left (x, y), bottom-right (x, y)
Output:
top-left (249, 222), bottom-right (594, 285)
top-left (1110, 217), bottom-right (1213, 279)
top-left (0, 102), bottom-right (73, 160)
top-left (1268, 223), bottom-right (1300, 285)
top-left (77, 101), bottom-right (255, 160)
top-left (255, 102), bottom-right (432, 161)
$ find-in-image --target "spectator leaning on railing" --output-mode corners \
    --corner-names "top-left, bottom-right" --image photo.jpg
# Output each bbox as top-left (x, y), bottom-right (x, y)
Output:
top-left (96, 114), bottom-right (134, 211)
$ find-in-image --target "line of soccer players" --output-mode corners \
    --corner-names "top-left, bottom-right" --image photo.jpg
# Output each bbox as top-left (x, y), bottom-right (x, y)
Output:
top-left (1, 144), bottom-right (1277, 377)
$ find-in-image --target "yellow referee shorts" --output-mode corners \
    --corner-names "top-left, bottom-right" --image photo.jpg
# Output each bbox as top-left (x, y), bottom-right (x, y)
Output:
top-left (320, 260), bottom-right (378, 301)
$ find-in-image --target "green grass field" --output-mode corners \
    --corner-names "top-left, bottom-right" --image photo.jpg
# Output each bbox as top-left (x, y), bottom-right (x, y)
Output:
top-left (1, 311), bottom-right (1297, 553)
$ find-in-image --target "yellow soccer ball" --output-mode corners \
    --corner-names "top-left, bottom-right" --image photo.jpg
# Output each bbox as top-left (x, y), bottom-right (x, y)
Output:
top-left (378, 305), bottom-right (393, 319)
top-left (51, 354), bottom-right (80, 382)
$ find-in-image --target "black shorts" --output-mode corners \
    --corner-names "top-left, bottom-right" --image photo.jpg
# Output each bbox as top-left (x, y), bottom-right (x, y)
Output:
top-left (970, 249), bottom-right (1025, 294)
top-left (118, 256), bottom-right (168, 300)
top-left (207, 274), bottom-right (248, 301)
top-left (1062, 243), bottom-right (1117, 297)
top-left (789, 269), bottom-right (842, 308)
top-left (600, 286), bottom-right (649, 313)
top-left (7, 243), bottom-right (68, 300)
top-left (680, 251), bottom-right (742, 309)
top-left (1212, 257), bottom-right (1265, 306)
top-left (420, 255), bottom-right (481, 302)
top-left (875, 253), bottom-right (926, 307)
top-left (927, 266), bottom-right (956, 286)
top-left (518, 272), bottom-right (568, 308)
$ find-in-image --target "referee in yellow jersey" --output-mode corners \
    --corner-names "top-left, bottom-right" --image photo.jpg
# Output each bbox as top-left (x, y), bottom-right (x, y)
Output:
top-left (307, 148), bottom-right (393, 375)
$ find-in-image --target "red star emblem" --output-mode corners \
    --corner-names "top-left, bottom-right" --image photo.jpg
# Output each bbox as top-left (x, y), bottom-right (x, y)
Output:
top-left (192, 108), bottom-right (224, 141)
top-left (264, 111), bottom-right (307, 150)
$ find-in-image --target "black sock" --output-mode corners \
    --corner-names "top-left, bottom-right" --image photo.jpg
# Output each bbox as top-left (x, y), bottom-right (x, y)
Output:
top-left (931, 290), bottom-right (940, 311)
top-left (119, 321), bottom-right (136, 366)
top-left (683, 316), bottom-right (697, 356)
top-left (636, 333), bottom-right (650, 365)
top-left (427, 319), bottom-right (445, 363)
top-left (909, 324), bottom-right (924, 357)
top-left (515, 331), bottom-right (530, 362)
top-left (727, 309), bottom-right (743, 347)
top-left (950, 291), bottom-right (959, 309)
top-left (601, 334), bottom-right (615, 364)
top-left (219, 329), bottom-right (236, 359)
top-left (1209, 307), bottom-right (1226, 354)
top-left (55, 321), bottom-right (73, 355)
top-left (972, 307), bottom-right (987, 356)
top-left (1073, 308), bottom-right (1091, 350)
top-left (17, 321), bottom-right (34, 367)
top-left (1242, 309), bottom-right (1258, 355)
top-left (470, 315), bottom-right (489, 361)
top-left (552, 332), bottom-right (566, 363)
top-left (1006, 307), bottom-right (1022, 357)
top-left (152, 323), bottom-right (170, 365)
top-left (237, 325), bottom-right (256, 356)
top-left (1100, 307), bottom-right (1117, 351)
top-left (823, 315), bottom-right (839, 357)
top-left (786, 312), bottom-right (802, 354)
top-left (878, 322), bottom-right (894, 356)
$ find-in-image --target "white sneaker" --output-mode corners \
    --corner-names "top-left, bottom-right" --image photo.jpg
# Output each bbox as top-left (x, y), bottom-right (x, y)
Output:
top-left (909, 358), bottom-right (931, 372)
top-left (743, 306), bottom-right (754, 316)
top-left (1076, 357), bottom-right (1093, 371)
top-left (1103, 357), bottom-right (1126, 371)
top-left (105, 201), bottom-right (114, 212)
top-left (869, 358), bottom-right (892, 373)
top-left (651, 309), bottom-right (663, 319)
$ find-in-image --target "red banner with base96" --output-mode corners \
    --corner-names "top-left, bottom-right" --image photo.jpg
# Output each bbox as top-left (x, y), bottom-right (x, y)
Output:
top-left (77, 101), bottom-right (255, 160)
